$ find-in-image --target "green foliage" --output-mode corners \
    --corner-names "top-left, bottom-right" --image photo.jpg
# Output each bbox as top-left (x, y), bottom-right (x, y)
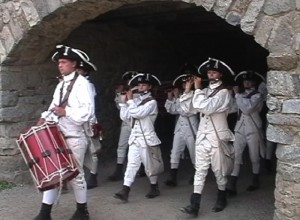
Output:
top-left (0, 181), bottom-right (15, 191)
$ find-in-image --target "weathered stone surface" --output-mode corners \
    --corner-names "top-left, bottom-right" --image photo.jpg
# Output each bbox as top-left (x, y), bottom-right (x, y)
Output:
top-left (282, 99), bottom-right (300, 114)
top-left (267, 96), bottom-right (282, 112)
top-left (214, 0), bottom-right (232, 18)
top-left (267, 113), bottom-right (300, 126)
top-left (0, 137), bottom-right (19, 156)
top-left (20, 0), bottom-right (40, 27)
top-left (0, 91), bottom-right (18, 108)
top-left (199, 0), bottom-right (216, 11)
top-left (267, 71), bottom-right (300, 96)
top-left (45, 0), bottom-right (63, 13)
top-left (240, 0), bottom-right (265, 34)
top-left (267, 53), bottom-right (299, 71)
top-left (264, 0), bottom-right (296, 16)
top-left (0, 25), bottom-right (15, 53)
top-left (276, 144), bottom-right (300, 165)
top-left (277, 162), bottom-right (300, 182)
top-left (226, 11), bottom-right (242, 26)
top-left (267, 13), bottom-right (295, 53)
top-left (254, 15), bottom-right (275, 47)
top-left (267, 124), bottom-right (297, 144)
top-left (275, 175), bottom-right (300, 218)
top-left (0, 121), bottom-right (34, 138)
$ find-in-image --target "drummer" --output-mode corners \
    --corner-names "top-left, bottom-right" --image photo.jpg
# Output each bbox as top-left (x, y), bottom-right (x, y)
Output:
top-left (34, 45), bottom-right (94, 220)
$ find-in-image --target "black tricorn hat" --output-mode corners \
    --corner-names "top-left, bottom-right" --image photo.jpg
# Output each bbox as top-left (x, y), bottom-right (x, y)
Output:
top-left (122, 71), bottom-right (139, 81)
top-left (78, 59), bottom-right (97, 72)
top-left (198, 58), bottom-right (235, 82)
top-left (234, 70), bottom-right (265, 85)
top-left (172, 74), bottom-right (193, 86)
top-left (128, 73), bottom-right (161, 86)
top-left (181, 63), bottom-right (198, 75)
top-left (51, 45), bottom-right (88, 63)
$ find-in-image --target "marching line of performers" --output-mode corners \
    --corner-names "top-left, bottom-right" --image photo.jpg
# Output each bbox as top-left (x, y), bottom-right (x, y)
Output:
top-left (33, 45), bottom-right (275, 220)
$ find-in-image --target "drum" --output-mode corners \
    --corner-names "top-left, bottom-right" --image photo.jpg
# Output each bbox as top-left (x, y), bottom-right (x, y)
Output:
top-left (16, 121), bottom-right (79, 191)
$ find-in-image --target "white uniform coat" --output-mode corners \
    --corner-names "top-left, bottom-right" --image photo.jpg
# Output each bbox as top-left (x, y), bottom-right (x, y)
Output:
top-left (180, 81), bottom-right (234, 194)
top-left (119, 92), bottom-right (161, 186)
top-left (233, 89), bottom-right (265, 167)
top-left (164, 98), bottom-right (199, 165)
top-left (41, 71), bottom-right (94, 204)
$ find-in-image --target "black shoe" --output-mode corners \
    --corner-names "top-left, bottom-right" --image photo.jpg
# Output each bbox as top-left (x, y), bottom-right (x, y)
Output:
top-left (212, 190), bottom-right (227, 212)
top-left (69, 210), bottom-right (89, 220)
top-left (108, 164), bottom-right (123, 181)
top-left (180, 193), bottom-right (201, 217)
top-left (247, 174), bottom-right (260, 191)
top-left (33, 203), bottom-right (52, 220)
top-left (114, 185), bottom-right (130, 202)
top-left (145, 184), bottom-right (160, 199)
top-left (226, 176), bottom-right (238, 197)
top-left (164, 169), bottom-right (177, 187)
top-left (87, 173), bottom-right (98, 189)
top-left (69, 203), bottom-right (89, 220)
top-left (33, 213), bottom-right (51, 220)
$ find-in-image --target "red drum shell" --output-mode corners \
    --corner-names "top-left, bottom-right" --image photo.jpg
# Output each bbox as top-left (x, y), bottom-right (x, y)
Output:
top-left (16, 122), bottom-right (79, 191)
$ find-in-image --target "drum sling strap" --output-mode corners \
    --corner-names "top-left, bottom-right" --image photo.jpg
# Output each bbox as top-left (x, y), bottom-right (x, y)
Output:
top-left (201, 84), bottom-right (226, 118)
top-left (59, 72), bottom-right (79, 109)
top-left (131, 97), bottom-right (155, 128)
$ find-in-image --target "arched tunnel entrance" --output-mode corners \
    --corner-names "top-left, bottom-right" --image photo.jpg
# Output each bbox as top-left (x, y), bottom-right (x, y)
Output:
top-left (0, 1), bottom-right (283, 219)
top-left (61, 1), bottom-right (269, 157)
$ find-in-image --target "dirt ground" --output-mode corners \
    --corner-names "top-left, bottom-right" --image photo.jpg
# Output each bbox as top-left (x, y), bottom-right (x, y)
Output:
top-left (0, 158), bottom-right (275, 220)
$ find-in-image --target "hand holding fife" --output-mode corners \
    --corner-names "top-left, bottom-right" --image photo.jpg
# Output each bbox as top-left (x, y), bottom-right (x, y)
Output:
top-left (194, 76), bottom-right (202, 90)
top-left (184, 78), bottom-right (194, 93)
top-left (173, 88), bottom-right (180, 98)
top-left (126, 90), bottom-right (133, 100)
top-left (167, 90), bottom-right (173, 100)
top-left (233, 86), bottom-right (239, 94)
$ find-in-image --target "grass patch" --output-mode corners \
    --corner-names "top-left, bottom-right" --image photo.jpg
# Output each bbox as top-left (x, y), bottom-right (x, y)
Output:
top-left (0, 181), bottom-right (16, 191)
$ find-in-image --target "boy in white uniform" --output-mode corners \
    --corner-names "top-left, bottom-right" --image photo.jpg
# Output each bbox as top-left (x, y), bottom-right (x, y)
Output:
top-left (227, 71), bottom-right (265, 195)
top-left (114, 73), bottom-right (162, 202)
top-left (180, 58), bottom-right (235, 217)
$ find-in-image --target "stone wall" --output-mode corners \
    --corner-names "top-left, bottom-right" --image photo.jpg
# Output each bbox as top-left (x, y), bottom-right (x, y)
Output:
top-left (0, 0), bottom-right (299, 219)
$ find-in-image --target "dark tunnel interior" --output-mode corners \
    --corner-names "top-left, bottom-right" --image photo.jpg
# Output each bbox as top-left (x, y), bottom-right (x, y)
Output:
top-left (65, 1), bottom-right (269, 158)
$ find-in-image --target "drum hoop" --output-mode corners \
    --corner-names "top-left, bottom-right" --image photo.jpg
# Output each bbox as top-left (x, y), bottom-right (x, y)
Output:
top-left (37, 167), bottom-right (78, 189)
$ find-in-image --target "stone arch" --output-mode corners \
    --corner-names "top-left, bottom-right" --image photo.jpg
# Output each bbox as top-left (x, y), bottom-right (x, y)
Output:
top-left (0, 1), bottom-right (299, 219)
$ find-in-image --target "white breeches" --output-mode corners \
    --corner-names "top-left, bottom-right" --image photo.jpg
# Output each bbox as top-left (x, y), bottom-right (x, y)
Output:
top-left (194, 138), bottom-right (227, 194)
top-left (170, 131), bottom-right (195, 168)
top-left (43, 136), bottom-right (88, 204)
top-left (233, 129), bottom-right (260, 175)
top-left (117, 124), bottom-right (131, 163)
top-left (123, 138), bottom-right (158, 187)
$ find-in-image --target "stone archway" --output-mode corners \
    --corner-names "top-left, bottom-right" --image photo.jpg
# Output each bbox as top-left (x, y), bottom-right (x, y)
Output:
top-left (0, 1), bottom-right (299, 219)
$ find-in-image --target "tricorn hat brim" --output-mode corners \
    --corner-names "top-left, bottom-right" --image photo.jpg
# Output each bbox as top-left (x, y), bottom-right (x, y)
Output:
top-left (198, 57), bottom-right (235, 83)
top-left (128, 73), bottom-right (161, 86)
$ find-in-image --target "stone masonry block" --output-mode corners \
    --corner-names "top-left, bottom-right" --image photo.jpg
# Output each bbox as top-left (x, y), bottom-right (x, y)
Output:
top-left (282, 99), bottom-right (300, 114)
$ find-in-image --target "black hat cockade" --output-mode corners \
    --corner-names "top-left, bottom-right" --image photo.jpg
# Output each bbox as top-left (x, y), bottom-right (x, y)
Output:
top-left (52, 45), bottom-right (86, 62)
top-left (234, 70), bottom-right (265, 85)
top-left (128, 73), bottom-right (161, 87)
top-left (122, 71), bottom-right (139, 81)
top-left (198, 58), bottom-right (235, 83)
top-left (52, 45), bottom-right (97, 72)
